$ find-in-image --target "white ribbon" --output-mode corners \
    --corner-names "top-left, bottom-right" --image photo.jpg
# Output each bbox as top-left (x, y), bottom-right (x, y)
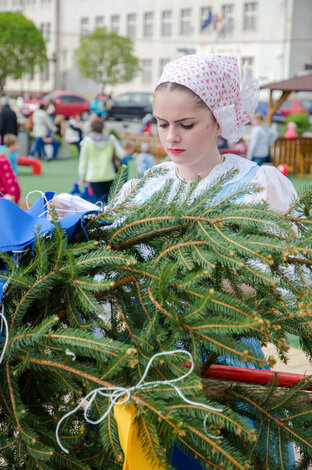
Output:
top-left (0, 304), bottom-right (9, 365)
top-left (56, 349), bottom-right (223, 454)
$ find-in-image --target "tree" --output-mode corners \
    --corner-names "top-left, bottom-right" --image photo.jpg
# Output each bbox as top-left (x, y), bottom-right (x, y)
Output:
top-left (0, 12), bottom-right (48, 93)
top-left (74, 27), bottom-right (140, 93)
top-left (1, 169), bottom-right (312, 468)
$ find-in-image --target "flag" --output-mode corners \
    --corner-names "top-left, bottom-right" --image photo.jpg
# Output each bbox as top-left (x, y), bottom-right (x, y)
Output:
top-left (201, 9), bottom-right (212, 30)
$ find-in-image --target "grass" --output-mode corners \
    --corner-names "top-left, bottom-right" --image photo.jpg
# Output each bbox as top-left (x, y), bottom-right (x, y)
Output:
top-left (18, 154), bottom-right (80, 201)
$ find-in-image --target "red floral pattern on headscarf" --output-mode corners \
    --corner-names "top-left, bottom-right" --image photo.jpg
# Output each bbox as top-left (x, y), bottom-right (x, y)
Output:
top-left (156, 54), bottom-right (259, 142)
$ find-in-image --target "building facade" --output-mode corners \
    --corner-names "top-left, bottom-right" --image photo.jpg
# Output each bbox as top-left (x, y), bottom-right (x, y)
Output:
top-left (1, 0), bottom-right (311, 98)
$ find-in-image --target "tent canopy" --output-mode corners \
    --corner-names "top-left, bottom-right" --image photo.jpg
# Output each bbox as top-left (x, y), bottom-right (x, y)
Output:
top-left (260, 73), bottom-right (312, 124)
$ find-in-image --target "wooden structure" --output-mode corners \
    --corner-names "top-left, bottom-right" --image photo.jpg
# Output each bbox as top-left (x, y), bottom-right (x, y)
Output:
top-left (270, 137), bottom-right (312, 175)
top-left (260, 73), bottom-right (312, 125)
top-left (119, 132), bottom-right (166, 161)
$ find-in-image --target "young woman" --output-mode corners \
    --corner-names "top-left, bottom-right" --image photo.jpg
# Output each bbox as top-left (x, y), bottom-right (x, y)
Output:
top-left (52, 54), bottom-right (296, 468)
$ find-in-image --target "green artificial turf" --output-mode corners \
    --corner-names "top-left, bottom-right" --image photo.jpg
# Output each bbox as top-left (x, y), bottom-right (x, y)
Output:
top-left (19, 155), bottom-right (79, 201)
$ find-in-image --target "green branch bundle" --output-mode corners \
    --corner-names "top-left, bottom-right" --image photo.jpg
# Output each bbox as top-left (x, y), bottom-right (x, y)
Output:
top-left (1, 170), bottom-right (312, 469)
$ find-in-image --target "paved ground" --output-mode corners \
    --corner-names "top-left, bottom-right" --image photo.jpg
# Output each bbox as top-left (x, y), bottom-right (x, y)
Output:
top-left (263, 343), bottom-right (312, 375)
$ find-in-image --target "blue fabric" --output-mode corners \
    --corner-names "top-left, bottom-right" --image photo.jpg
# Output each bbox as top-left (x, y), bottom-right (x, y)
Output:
top-left (215, 165), bottom-right (259, 204)
top-left (251, 155), bottom-right (270, 166)
top-left (0, 192), bottom-right (100, 253)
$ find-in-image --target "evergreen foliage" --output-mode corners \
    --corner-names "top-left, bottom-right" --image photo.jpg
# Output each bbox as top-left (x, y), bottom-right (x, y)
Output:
top-left (1, 169), bottom-right (312, 469)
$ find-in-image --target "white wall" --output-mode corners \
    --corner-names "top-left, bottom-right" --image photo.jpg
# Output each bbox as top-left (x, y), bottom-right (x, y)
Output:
top-left (1, 0), bottom-right (311, 98)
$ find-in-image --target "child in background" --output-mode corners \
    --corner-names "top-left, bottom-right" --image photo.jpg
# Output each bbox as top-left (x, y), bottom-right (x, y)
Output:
top-left (0, 148), bottom-right (21, 203)
top-left (3, 133), bottom-right (19, 174)
top-left (122, 139), bottom-right (137, 180)
top-left (136, 142), bottom-right (155, 178)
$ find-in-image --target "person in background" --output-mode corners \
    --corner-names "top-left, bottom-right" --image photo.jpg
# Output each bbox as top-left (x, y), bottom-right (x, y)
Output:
top-left (78, 116), bottom-right (122, 204)
top-left (0, 96), bottom-right (18, 144)
top-left (247, 112), bottom-right (278, 165)
top-left (65, 114), bottom-right (83, 153)
top-left (90, 94), bottom-right (107, 119)
top-left (83, 113), bottom-right (99, 137)
top-left (29, 104), bottom-right (59, 160)
top-left (121, 139), bottom-right (137, 180)
top-left (46, 99), bottom-right (56, 122)
top-left (284, 121), bottom-right (298, 139)
top-left (54, 115), bottom-right (66, 142)
top-left (136, 142), bottom-right (155, 178)
top-left (3, 133), bottom-right (19, 175)
top-left (0, 147), bottom-right (20, 203)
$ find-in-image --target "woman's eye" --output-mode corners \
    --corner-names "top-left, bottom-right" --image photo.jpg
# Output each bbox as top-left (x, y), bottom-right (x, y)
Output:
top-left (181, 124), bottom-right (194, 129)
top-left (158, 123), bottom-right (168, 128)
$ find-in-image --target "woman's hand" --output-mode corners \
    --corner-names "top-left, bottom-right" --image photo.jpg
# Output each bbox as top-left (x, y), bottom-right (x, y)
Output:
top-left (48, 196), bottom-right (71, 219)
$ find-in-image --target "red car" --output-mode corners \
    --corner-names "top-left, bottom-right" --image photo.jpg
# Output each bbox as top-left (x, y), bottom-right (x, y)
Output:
top-left (19, 91), bottom-right (90, 119)
top-left (278, 98), bottom-right (308, 117)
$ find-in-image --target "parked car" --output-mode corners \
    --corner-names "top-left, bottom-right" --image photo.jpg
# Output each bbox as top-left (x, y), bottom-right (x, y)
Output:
top-left (298, 98), bottom-right (312, 115)
top-left (107, 92), bottom-right (154, 120)
top-left (278, 98), bottom-right (308, 117)
top-left (254, 98), bottom-right (308, 121)
top-left (19, 91), bottom-right (90, 120)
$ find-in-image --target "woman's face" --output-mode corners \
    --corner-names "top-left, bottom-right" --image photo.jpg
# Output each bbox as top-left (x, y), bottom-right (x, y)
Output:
top-left (154, 88), bottom-right (220, 172)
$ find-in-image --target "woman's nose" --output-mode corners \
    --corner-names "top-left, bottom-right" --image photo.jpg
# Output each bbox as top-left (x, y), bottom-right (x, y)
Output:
top-left (166, 126), bottom-right (181, 144)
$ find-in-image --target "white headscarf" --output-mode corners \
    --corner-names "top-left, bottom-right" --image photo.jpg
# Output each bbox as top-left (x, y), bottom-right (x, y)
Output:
top-left (156, 54), bottom-right (259, 142)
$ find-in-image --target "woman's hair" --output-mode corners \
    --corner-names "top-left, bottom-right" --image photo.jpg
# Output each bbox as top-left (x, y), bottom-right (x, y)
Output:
top-left (155, 82), bottom-right (216, 121)
top-left (91, 116), bottom-right (104, 133)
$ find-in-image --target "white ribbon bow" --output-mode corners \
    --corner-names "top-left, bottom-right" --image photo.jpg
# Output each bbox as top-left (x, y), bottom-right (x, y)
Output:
top-left (56, 349), bottom-right (223, 453)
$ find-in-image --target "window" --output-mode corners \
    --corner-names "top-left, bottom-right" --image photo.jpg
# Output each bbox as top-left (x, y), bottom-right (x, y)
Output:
top-left (243, 2), bottom-right (257, 31)
top-left (241, 57), bottom-right (254, 77)
top-left (60, 95), bottom-right (84, 103)
top-left (13, 0), bottom-right (22, 6)
top-left (143, 11), bottom-right (153, 37)
top-left (159, 58), bottom-right (170, 77)
top-left (95, 16), bottom-right (104, 28)
top-left (141, 59), bottom-right (152, 83)
top-left (127, 13), bottom-right (136, 38)
top-left (0, 0), bottom-right (8, 7)
top-left (26, 0), bottom-right (36, 5)
top-left (40, 23), bottom-right (51, 42)
top-left (200, 6), bottom-right (212, 33)
top-left (41, 0), bottom-right (52, 4)
top-left (80, 17), bottom-right (89, 37)
top-left (40, 62), bottom-right (50, 81)
top-left (180, 8), bottom-right (192, 35)
top-left (161, 10), bottom-right (172, 36)
top-left (219, 4), bottom-right (235, 34)
top-left (111, 15), bottom-right (120, 33)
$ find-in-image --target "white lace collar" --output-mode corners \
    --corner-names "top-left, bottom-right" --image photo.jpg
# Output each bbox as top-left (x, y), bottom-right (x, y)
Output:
top-left (158, 154), bottom-right (257, 186)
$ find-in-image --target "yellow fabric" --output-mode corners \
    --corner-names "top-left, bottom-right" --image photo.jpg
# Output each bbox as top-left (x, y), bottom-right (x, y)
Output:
top-left (114, 402), bottom-right (165, 470)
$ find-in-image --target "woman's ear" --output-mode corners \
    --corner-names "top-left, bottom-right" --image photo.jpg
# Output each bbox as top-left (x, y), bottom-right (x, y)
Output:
top-left (216, 122), bottom-right (221, 137)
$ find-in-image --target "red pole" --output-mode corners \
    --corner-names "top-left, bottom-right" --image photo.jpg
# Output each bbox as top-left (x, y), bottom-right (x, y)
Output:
top-left (203, 364), bottom-right (312, 390)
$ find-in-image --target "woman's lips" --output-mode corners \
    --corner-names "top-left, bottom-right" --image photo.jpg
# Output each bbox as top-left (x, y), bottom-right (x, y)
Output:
top-left (169, 149), bottom-right (185, 154)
